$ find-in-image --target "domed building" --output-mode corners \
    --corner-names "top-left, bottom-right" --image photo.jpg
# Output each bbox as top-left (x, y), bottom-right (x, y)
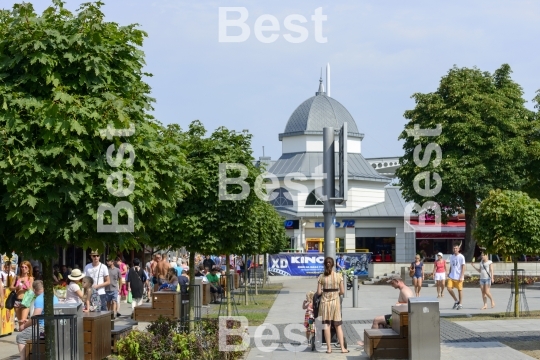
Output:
top-left (263, 78), bottom-right (465, 265)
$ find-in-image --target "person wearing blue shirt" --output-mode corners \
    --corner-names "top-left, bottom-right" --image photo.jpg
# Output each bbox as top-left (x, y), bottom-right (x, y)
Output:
top-left (16, 280), bottom-right (59, 359)
top-left (336, 254), bottom-right (345, 272)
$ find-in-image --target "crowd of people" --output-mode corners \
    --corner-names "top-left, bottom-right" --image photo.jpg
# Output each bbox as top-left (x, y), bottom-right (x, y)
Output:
top-left (299, 242), bottom-right (500, 351)
top-left (0, 250), bottom-right (259, 360)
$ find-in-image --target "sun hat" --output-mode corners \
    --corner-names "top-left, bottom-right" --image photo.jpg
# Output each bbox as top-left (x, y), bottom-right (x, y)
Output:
top-left (68, 269), bottom-right (84, 281)
top-left (89, 249), bottom-right (100, 256)
top-left (437, 252), bottom-right (443, 257)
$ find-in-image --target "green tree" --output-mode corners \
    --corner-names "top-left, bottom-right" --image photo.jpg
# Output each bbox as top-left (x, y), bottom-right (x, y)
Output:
top-left (242, 199), bottom-right (288, 298)
top-left (0, 2), bottom-right (187, 357)
top-left (474, 189), bottom-right (540, 317)
top-left (521, 91), bottom-right (540, 200)
top-left (158, 120), bottom-right (261, 317)
top-left (396, 64), bottom-right (534, 260)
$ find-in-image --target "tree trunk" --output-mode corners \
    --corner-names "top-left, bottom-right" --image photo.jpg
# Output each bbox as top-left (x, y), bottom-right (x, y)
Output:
top-left (514, 259), bottom-right (519, 318)
top-left (244, 255), bottom-right (248, 305)
top-left (254, 254), bottom-right (258, 296)
top-left (226, 253), bottom-right (231, 317)
top-left (463, 196), bottom-right (478, 261)
top-left (189, 250), bottom-right (195, 332)
top-left (42, 257), bottom-right (56, 360)
top-left (263, 254), bottom-right (267, 286)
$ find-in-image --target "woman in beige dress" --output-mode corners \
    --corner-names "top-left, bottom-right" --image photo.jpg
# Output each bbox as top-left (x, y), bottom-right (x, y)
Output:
top-left (317, 257), bottom-right (348, 354)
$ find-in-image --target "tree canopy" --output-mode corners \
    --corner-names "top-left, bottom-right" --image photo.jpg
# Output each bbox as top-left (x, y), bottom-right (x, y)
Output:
top-left (163, 120), bottom-right (287, 257)
top-left (0, 2), bottom-right (188, 356)
top-left (475, 190), bottom-right (540, 257)
top-left (396, 64), bottom-right (535, 260)
top-left (474, 189), bottom-right (540, 316)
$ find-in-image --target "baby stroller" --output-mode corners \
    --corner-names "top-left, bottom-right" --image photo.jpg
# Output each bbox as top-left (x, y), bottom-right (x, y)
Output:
top-left (311, 292), bottom-right (347, 351)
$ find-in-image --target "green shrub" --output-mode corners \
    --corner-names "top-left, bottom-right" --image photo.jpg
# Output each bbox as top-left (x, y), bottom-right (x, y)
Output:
top-left (116, 317), bottom-right (246, 360)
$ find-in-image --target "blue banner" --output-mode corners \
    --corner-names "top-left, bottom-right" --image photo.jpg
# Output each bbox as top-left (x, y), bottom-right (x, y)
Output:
top-left (269, 253), bottom-right (371, 276)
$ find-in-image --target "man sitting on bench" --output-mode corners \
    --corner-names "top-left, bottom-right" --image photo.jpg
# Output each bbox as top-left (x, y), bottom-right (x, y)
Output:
top-left (358, 274), bottom-right (413, 346)
top-left (206, 267), bottom-right (223, 304)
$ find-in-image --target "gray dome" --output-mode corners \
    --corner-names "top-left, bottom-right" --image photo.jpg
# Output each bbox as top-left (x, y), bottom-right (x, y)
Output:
top-left (279, 93), bottom-right (362, 140)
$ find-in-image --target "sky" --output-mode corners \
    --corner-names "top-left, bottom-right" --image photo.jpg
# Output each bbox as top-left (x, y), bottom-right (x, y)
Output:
top-left (12, 0), bottom-right (540, 160)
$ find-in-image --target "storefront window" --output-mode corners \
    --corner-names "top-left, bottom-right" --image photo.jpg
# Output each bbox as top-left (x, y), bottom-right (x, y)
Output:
top-left (356, 237), bottom-right (395, 261)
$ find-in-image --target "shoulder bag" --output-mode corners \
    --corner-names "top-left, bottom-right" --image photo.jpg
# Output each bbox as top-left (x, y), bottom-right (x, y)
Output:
top-left (21, 290), bottom-right (35, 308)
top-left (5, 291), bottom-right (17, 310)
top-left (409, 262), bottom-right (415, 277)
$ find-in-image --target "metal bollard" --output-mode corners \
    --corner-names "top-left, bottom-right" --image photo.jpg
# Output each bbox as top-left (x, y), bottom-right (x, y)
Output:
top-left (352, 276), bottom-right (358, 308)
top-left (343, 272), bottom-right (347, 298)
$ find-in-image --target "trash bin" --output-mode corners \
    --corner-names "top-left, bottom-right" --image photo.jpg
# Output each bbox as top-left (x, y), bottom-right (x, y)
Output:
top-left (408, 297), bottom-right (440, 360)
top-left (54, 303), bottom-right (84, 360)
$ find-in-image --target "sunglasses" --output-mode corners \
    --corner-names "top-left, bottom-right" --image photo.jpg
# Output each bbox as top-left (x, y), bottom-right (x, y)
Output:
top-left (91, 255), bottom-right (100, 258)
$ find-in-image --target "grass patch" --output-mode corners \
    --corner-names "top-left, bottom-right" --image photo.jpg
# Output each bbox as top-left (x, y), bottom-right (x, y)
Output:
top-left (446, 310), bottom-right (540, 322)
top-left (202, 283), bottom-right (283, 326)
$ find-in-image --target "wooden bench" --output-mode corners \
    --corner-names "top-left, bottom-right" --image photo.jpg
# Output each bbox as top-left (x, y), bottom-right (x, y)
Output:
top-left (26, 339), bottom-right (46, 358)
top-left (134, 291), bottom-right (180, 322)
top-left (111, 324), bottom-right (134, 353)
top-left (364, 305), bottom-right (409, 359)
top-left (83, 312), bottom-right (112, 360)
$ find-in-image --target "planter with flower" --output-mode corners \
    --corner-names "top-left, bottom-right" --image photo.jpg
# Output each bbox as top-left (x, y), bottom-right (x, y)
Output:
top-left (54, 281), bottom-right (68, 299)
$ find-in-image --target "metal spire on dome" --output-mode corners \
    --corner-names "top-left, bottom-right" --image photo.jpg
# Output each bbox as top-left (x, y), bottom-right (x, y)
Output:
top-left (315, 70), bottom-right (326, 96)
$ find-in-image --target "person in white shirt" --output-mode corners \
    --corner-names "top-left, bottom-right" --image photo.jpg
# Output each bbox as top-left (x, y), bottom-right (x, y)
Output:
top-left (470, 251), bottom-right (495, 310)
top-left (1, 262), bottom-right (15, 287)
top-left (447, 244), bottom-right (466, 310)
top-left (84, 250), bottom-right (110, 311)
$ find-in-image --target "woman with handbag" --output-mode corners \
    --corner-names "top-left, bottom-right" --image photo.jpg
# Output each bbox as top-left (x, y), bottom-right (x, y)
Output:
top-left (410, 255), bottom-right (424, 297)
top-left (9, 261), bottom-right (34, 331)
top-left (470, 252), bottom-right (495, 309)
top-left (126, 258), bottom-right (146, 314)
top-left (316, 257), bottom-right (349, 354)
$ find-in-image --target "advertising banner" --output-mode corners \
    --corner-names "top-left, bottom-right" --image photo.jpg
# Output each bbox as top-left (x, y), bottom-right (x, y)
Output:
top-left (269, 253), bottom-right (371, 277)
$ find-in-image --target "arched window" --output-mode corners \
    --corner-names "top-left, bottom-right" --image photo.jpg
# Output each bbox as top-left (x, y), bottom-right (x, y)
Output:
top-left (269, 188), bottom-right (293, 207)
top-left (305, 187), bottom-right (338, 206)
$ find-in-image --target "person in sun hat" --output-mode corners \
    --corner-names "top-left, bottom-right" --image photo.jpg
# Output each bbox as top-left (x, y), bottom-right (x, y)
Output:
top-left (84, 249), bottom-right (109, 311)
top-left (357, 274), bottom-right (414, 347)
top-left (65, 269), bottom-right (85, 304)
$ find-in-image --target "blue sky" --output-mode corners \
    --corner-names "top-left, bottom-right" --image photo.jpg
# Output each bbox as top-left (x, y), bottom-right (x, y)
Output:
top-left (17, 0), bottom-right (540, 160)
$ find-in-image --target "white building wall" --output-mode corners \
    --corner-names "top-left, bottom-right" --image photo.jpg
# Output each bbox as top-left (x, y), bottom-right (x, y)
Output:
top-left (348, 182), bottom-right (386, 211)
top-left (282, 135), bottom-right (361, 154)
top-left (345, 227), bottom-right (356, 252)
top-left (275, 179), bottom-right (386, 213)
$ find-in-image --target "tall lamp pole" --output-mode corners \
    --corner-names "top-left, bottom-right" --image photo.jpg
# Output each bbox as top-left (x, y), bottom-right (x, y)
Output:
top-left (323, 127), bottom-right (336, 260)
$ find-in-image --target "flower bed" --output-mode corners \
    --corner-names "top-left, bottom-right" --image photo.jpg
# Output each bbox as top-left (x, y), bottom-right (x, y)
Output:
top-left (114, 316), bottom-right (246, 360)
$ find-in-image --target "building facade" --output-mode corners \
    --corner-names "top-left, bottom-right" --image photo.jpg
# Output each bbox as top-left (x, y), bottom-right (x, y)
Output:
top-left (263, 80), bottom-right (465, 262)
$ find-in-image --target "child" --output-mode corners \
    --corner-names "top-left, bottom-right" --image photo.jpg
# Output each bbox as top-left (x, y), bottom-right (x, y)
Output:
top-left (302, 291), bottom-right (315, 343)
top-left (81, 276), bottom-right (101, 312)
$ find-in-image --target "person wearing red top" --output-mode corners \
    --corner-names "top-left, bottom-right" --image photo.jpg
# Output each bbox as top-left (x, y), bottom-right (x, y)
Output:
top-left (432, 252), bottom-right (447, 298)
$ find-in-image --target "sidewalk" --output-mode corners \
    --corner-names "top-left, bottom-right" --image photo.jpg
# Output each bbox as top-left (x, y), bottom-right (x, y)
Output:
top-left (245, 276), bottom-right (540, 359)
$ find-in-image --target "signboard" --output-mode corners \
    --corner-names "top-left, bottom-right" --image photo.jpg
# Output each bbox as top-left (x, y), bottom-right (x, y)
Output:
top-left (284, 220), bottom-right (299, 229)
top-left (269, 253), bottom-right (371, 277)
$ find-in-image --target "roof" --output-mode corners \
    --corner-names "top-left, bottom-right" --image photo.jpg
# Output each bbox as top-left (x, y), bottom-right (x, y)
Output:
top-left (355, 187), bottom-right (408, 216)
top-left (279, 93), bottom-right (363, 140)
top-left (274, 186), bottom-right (409, 218)
top-left (268, 152), bottom-right (391, 182)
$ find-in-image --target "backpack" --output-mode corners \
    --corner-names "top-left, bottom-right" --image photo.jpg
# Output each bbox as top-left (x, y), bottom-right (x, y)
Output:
top-left (89, 288), bottom-right (101, 312)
